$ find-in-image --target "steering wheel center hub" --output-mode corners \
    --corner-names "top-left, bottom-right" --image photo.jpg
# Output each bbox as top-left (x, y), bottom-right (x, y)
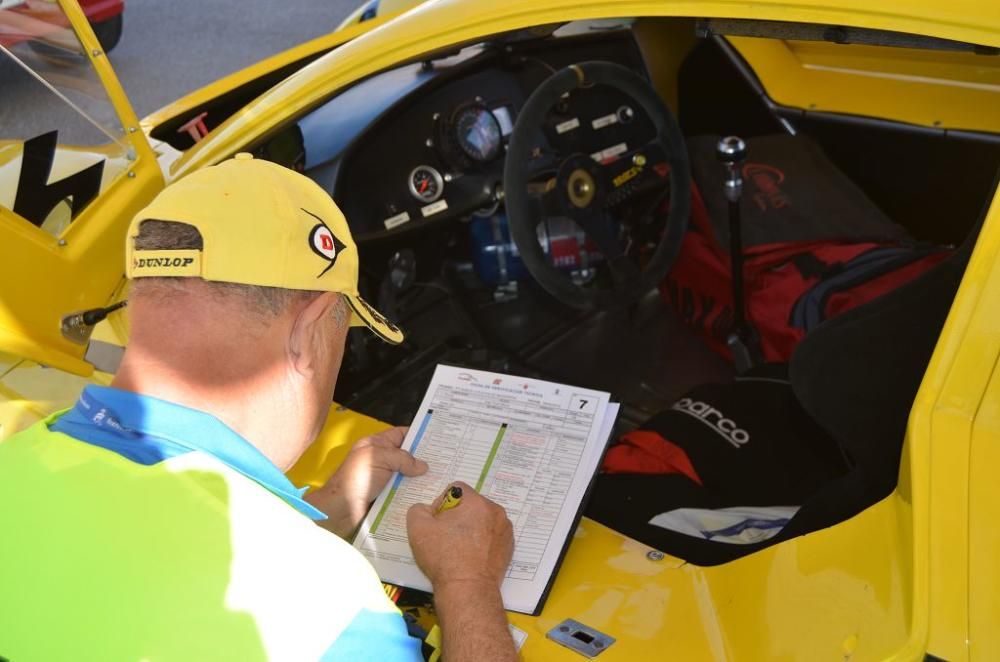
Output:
top-left (567, 168), bottom-right (597, 209)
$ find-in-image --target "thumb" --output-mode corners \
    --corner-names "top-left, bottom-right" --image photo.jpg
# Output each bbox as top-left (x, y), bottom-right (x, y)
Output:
top-left (389, 448), bottom-right (429, 476)
top-left (407, 502), bottom-right (434, 529)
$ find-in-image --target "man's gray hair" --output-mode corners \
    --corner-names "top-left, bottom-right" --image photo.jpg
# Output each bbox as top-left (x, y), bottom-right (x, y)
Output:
top-left (132, 219), bottom-right (350, 324)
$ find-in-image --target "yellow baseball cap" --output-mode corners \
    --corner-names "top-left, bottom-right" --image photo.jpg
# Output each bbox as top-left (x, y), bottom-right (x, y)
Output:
top-left (125, 154), bottom-right (403, 344)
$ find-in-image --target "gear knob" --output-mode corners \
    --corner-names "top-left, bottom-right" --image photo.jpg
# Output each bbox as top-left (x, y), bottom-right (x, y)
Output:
top-left (717, 135), bottom-right (747, 202)
top-left (716, 135), bottom-right (747, 165)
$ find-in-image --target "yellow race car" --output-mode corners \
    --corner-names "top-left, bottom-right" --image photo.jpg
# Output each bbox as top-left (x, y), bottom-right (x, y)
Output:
top-left (2, 0), bottom-right (999, 659)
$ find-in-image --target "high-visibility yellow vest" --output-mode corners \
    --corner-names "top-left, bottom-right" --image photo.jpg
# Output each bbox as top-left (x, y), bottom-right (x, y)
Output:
top-left (0, 386), bottom-right (422, 661)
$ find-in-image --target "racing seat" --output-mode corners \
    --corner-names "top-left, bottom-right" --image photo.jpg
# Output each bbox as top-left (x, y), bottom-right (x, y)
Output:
top-left (586, 208), bottom-right (982, 565)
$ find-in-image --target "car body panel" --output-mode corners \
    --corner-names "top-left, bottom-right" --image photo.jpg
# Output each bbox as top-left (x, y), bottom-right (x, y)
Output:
top-left (969, 352), bottom-right (1000, 659)
top-left (730, 36), bottom-right (1000, 134)
top-left (0, 272), bottom-right (127, 441)
top-left (0, 352), bottom-right (112, 439)
top-left (912, 184), bottom-right (1000, 658)
top-left (172, 0), bottom-right (1000, 179)
top-left (0, 140), bottom-right (133, 232)
top-left (0, 0), bottom-right (161, 375)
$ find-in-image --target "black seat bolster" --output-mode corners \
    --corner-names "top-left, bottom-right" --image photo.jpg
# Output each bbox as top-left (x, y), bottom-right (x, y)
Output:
top-left (789, 239), bottom-right (971, 498)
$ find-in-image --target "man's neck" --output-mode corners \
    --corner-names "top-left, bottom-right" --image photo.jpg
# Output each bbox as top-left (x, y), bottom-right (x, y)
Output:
top-left (112, 351), bottom-right (307, 471)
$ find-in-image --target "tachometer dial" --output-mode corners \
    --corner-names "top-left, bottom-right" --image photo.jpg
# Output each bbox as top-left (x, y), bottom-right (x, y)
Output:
top-left (408, 165), bottom-right (444, 203)
top-left (453, 105), bottom-right (502, 163)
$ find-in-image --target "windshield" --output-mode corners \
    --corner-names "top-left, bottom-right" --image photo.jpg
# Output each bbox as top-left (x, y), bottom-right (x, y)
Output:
top-left (0, 1), bottom-right (130, 236)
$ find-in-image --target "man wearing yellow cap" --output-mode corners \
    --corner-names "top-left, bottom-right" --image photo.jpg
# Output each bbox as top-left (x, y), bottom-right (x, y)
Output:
top-left (0, 155), bottom-right (517, 661)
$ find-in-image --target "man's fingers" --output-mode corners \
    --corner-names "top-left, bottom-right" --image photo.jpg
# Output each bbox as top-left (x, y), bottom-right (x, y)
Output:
top-left (429, 488), bottom-right (447, 511)
top-left (380, 447), bottom-right (428, 476)
top-left (409, 502), bottom-right (433, 516)
top-left (371, 426), bottom-right (408, 448)
top-left (401, 453), bottom-right (429, 476)
top-left (354, 426), bottom-right (408, 451)
top-left (352, 436), bottom-right (375, 449)
top-left (407, 502), bottom-right (434, 528)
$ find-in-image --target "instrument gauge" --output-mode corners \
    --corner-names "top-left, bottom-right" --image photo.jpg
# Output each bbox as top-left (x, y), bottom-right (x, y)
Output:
top-left (408, 165), bottom-right (444, 203)
top-left (453, 105), bottom-right (503, 163)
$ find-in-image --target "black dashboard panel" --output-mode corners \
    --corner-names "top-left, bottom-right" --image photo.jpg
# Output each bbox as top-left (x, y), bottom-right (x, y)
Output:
top-left (329, 31), bottom-right (653, 241)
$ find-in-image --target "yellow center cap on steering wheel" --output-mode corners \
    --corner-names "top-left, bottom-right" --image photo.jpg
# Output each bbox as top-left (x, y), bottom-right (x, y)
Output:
top-left (567, 169), bottom-right (596, 209)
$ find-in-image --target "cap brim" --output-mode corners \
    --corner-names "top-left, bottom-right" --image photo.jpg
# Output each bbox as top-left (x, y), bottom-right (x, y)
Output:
top-left (345, 294), bottom-right (405, 344)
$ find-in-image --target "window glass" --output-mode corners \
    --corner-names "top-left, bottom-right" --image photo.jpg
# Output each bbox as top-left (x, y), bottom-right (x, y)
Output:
top-left (0, 2), bottom-right (130, 236)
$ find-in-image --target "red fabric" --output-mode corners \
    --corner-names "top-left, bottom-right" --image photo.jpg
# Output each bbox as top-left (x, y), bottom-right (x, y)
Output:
top-left (602, 430), bottom-right (703, 484)
top-left (662, 186), bottom-right (949, 363)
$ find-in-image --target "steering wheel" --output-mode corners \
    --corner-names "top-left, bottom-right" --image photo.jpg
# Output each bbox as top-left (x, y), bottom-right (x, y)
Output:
top-left (503, 61), bottom-right (691, 309)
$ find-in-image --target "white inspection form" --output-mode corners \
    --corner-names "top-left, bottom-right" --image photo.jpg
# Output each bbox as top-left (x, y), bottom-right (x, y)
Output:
top-left (353, 364), bottom-right (618, 614)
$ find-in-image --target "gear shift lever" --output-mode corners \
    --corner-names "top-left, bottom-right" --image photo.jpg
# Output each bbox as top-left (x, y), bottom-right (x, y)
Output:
top-left (717, 136), bottom-right (762, 372)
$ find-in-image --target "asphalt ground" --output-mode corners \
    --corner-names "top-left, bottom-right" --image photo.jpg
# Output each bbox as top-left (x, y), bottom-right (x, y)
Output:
top-left (2, 0), bottom-right (361, 143)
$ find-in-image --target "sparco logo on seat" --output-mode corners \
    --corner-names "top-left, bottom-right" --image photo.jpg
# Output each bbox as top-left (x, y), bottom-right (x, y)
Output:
top-left (134, 257), bottom-right (195, 268)
top-left (671, 398), bottom-right (750, 448)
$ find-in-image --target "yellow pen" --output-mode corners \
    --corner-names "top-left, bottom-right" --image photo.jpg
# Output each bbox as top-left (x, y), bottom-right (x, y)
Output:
top-left (436, 485), bottom-right (463, 513)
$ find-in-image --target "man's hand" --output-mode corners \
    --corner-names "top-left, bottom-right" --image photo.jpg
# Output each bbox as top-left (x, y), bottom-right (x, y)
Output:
top-left (305, 427), bottom-right (427, 539)
top-left (407, 483), bottom-right (517, 662)
top-left (407, 482), bottom-right (513, 590)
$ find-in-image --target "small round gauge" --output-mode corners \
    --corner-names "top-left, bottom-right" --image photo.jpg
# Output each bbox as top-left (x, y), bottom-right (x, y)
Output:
top-left (408, 165), bottom-right (444, 203)
top-left (453, 106), bottom-right (503, 163)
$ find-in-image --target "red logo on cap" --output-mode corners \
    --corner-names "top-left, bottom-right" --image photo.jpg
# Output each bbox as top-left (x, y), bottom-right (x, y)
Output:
top-left (304, 208), bottom-right (346, 278)
top-left (312, 226), bottom-right (337, 259)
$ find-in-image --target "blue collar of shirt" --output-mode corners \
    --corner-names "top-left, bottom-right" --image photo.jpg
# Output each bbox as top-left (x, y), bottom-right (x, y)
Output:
top-left (50, 385), bottom-right (326, 521)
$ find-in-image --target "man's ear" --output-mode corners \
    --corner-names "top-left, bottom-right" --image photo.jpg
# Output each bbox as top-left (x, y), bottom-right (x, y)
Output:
top-left (288, 291), bottom-right (341, 378)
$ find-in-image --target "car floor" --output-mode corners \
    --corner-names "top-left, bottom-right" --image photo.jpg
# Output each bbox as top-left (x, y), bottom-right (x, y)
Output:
top-left (342, 278), bottom-right (733, 432)
top-left (518, 289), bottom-right (734, 429)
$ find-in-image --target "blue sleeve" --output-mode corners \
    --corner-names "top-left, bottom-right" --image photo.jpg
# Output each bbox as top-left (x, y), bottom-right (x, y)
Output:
top-left (320, 608), bottom-right (424, 661)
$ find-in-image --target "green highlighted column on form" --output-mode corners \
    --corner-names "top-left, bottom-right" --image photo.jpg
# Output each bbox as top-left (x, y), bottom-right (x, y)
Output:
top-left (475, 423), bottom-right (508, 491)
top-left (370, 409), bottom-right (434, 534)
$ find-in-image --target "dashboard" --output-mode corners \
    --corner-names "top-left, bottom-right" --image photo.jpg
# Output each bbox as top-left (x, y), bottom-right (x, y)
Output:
top-left (268, 30), bottom-right (658, 243)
